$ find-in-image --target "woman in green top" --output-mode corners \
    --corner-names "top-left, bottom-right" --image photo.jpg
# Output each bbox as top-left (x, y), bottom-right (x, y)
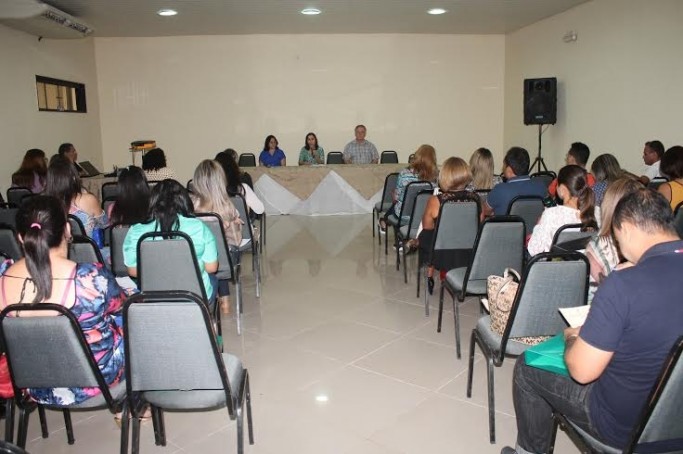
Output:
top-left (298, 132), bottom-right (325, 165)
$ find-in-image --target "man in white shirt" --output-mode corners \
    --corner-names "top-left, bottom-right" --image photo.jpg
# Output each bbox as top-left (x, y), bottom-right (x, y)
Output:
top-left (639, 140), bottom-right (664, 184)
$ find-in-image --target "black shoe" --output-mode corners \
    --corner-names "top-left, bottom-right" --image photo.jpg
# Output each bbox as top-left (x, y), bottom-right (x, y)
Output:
top-left (427, 276), bottom-right (435, 295)
top-left (500, 447), bottom-right (517, 454)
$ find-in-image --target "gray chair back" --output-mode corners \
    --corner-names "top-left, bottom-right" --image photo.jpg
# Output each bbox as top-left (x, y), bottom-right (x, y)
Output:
top-left (647, 177), bottom-right (668, 191)
top-left (137, 231), bottom-right (207, 301)
top-left (465, 216), bottom-right (526, 284)
top-left (432, 195), bottom-right (480, 252)
top-left (674, 202), bottom-right (683, 239)
top-left (0, 206), bottom-right (18, 230)
top-left (101, 182), bottom-right (119, 201)
top-left (196, 213), bottom-right (235, 281)
top-left (110, 224), bottom-right (131, 277)
top-left (377, 172), bottom-right (399, 213)
top-left (102, 197), bottom-right (116, 220)
top-left (68, 235), bottom-right (105, 265)
top-left (405, 191), bottom-right (432, 240)
top-left (380, 151), bottom-right (399, 164)
top-left (0, 304), bottom-right (113, 401)
top-left (530, 171), bottom-right (557, 189)
top-left (238, 153), bottom-right (257, 168)
top-left (67, 215), bottom-right (86, 237)
top-left (551, 223), bottom-right (596, 248)
top-left (326, 152), bottom-right (343, 165)
top-left (123, 291), bottom-right (232, 399)
top-left (507, 195), bottom-right (546, 234)
top-left (629, 336), bottom-right (683, 452)
top-left (6, 188), bottom-right (32, 208)
top-left (0, 225), bottom-right (22, 261)
top-left (503, 252), bottom-right (588, 354)
top-left (230, 195), bottom-right (255, 247)
top-left (398, 181), bottom-right (434, 225)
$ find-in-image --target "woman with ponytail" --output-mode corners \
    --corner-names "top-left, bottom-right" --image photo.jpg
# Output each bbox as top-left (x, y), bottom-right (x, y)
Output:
top-left (528, 165), bottom-right (598, 256)
top-left (122, 179), bottom-right (219, 302)
top-left (0, 196), bottom-right (126, 405)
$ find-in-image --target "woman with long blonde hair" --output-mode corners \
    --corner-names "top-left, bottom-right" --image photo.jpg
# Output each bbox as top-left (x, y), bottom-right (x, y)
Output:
top-left (191, 159), bottom-right (244, 314)
top-left (467, 148), bottom-right (501, 190)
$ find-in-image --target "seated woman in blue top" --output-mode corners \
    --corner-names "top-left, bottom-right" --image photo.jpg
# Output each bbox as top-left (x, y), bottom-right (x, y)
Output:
top-left (259, 135), bottom-right (286, 167)
top-left (122, 179), bottom-right (219, 303)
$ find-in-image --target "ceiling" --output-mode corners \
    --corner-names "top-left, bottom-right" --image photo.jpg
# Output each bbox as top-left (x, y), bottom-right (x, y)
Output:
top-left (0, 0), bottom-right (591, 38)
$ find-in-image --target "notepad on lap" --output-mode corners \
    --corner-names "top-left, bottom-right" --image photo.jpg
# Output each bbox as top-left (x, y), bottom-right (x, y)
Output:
top-left (559, 306), bottom-right (590, 328)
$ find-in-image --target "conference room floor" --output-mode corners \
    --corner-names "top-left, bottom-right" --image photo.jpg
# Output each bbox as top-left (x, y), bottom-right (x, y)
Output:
top-left (21, 214), bottom-right (576, 454)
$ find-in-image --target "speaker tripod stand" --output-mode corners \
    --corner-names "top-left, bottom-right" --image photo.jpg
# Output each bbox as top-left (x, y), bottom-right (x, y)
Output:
top-left (530, 124), bottom-right (549, 173)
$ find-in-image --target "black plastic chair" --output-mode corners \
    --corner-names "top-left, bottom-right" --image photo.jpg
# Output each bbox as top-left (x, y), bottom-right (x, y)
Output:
top-left (0, 304), bottom-right (127, 450)
top-left (0, 225), bottom-right (22, 261)
top-left (67, 215), bottom-right (86, 237)
top-left (385, 181), bottom-right (434, 255)
top-left (647, 177), bottom-right (669, 190)
top-left (326, 152), bottom-right (343, 164)
top-left (68, 235), bottom-right (105, 265)
top-left (0, 206), bottom-right (18, 230)
top-left (550, 223), bottom-right (596, 252)
top-left (466, 252), bottom-right (589, 443)
top-left (230, 195), bottom-right (262, 299)
top-left (530, 171), bottom-right (557, 190)
top-left (373, 172), bottom-right (399, 242)
top-left (550, 335), bottom-right (683, 454)
top-left (380, 150), bottom-right (399, 164)
top-left (238, 153), bottom-right (257, 168)
top-left (506, 195), bottom-right (546, 235)
top-left (109, 224), bottom-right (131, 278)
top-left (122, 291), bottom-right (254, 454)
top-left (101, 182), bottom-right (119, 201)
top-left (396, 189), bottom-right (431, 282)
top-left (5, 189), bottom-right (31, 209)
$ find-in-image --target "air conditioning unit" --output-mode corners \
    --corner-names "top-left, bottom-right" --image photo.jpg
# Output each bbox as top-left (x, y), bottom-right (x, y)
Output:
top-left (0, 1), bottom-right (93, 39)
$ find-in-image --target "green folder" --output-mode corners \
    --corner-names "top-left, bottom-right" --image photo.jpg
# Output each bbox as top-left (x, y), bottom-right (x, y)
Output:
top-left (524, 333), bottom-right (569, 376)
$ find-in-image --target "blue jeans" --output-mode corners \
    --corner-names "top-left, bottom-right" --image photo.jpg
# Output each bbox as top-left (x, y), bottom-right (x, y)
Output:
top-left (512, 355), bottom-right (598, 453)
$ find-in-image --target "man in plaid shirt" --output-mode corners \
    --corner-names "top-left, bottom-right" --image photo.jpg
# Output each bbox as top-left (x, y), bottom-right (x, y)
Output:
top-left (343, 125), bottom-right (379, 164)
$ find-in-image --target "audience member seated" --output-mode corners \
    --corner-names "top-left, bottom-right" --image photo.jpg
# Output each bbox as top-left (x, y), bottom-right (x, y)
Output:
top-left (58, 143), bottom-right (88, 178)
top-left (590, 153), bottom-right (623, 206)
top-left (215, 150), bottom-right (265, 216)
top-left (639, 139), bottom-right (664, 184)
top-left (486, 147), bottom-right (547, 215)
top-left (217, 149), bottom-right (253, 189)
top-left (259, 135), bottom-right (286, 167)
top-left (418, 157), bottom-right (481, 295)
top-left (343, 124), bottom-right (379, 164)
top-left (142, 147), bottom-right (176, 181)
top-left (191, 160), bottom-right (244, 315)
top-left (657, 145), bottom-right (683, 210)
top-left (527, 165), bottom-right (597, 256)
top-left (298, 132), bottom-right (325, 165)
top-left (378, 144), bottom-right (438, 233)
top-left (502, 189), bottom-right (683, 454)
top-left (0, 196), bottom-right (125, 406)
top-left (548, 142), bottom-right (595, 197)
top-left (466, 147), bottom-right (502, 191)
top-left (108, 166), bottom-right (151, 225)
top-left (45, 157), bottom-right (108, 238)
top-left (122, 179), bottom-right (218, 303)
top-left (584, 177), bottom-right (641, 303)
top-left (11, 148), bottom-right (47, 193)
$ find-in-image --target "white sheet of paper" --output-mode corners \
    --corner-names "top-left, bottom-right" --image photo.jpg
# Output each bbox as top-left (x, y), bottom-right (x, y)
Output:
top-left (559, 306), bottom-right (590, 328)
top-left (480, 297), bottom-right (490, 313)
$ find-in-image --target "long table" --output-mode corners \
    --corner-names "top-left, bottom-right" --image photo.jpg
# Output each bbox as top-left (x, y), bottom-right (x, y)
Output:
top-left (81, 164), bottom-right (406, 216)
top-left (248, 164), bottom-right (405, 216)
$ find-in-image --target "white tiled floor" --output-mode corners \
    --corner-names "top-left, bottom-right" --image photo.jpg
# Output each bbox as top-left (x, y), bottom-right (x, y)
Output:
top-left (18, 214), bottom-right (577, 453)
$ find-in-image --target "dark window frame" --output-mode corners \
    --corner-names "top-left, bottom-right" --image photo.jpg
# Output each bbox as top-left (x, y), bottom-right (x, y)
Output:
top-left (35, 75), bottom-right (87, 113)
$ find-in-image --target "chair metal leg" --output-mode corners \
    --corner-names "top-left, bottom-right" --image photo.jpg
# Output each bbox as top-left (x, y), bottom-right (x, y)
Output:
top-left (38, 406), bottom-right (48, 438)
top-left (453, 296), bottom-right (461, 359)
top-left (254, 251), bottom-right (261, 298)
top-left (548, 415), bottom-right (559, 454)
top-left (416, 263), bottom-right (421, 298)
top-left (157, 408), bottom-right (166, 446)
top-left (151, 406), bottom-right (162, 446)
top-left (119, 402), bottom-right (130, 454)
top-left (395, 238), bottom-right (401, 271)
top-left (236, 406), bottom-right (244, 454)
top-left (246, 376), bottom-right (254, 445)
top-left (16, 407), bottom-right (29, 449)
top-left (423, 268), bottom-right (429, 317)
top-left (372, 211), bottom-right (376, 239)
top-left (487, 356), bottom-right (496, 444)
top-left (403, 246), bottom-right (408, 283)
top-left (63, 409), bottom-right (75, 444)
top-left (4, 399), bottom-right (14, 443)
top-left (131, 411), bottom-right (141, 454)
top-left (466, 331), bottom-right (476, 398)
top-left (437, 285), bottom-right (445, 332)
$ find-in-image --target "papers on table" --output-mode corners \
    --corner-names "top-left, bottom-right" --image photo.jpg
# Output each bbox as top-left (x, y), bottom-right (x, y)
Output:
top-left (559, 306), bottom-right (590, 328)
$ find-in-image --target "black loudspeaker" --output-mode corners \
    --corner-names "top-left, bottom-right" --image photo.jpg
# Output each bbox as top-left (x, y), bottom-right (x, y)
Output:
top-left (524, 77), bottom-right (557, 125)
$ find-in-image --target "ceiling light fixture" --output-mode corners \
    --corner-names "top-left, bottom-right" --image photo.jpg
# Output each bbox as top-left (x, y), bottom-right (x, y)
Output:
top-left (157, 9), bottom-right (178, 17)
top-left (427, 8), bottom-right (447, 15)
top-left (301, 8), bottom-right (321, 15)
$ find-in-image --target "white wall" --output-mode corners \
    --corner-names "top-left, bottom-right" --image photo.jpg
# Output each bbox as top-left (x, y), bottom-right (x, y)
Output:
top-left (94, 34), bottom-right (505, 183)
top-left (504, 0), bottom-right (683, 174)
top-left (0, 24), bottom-right (103, 196)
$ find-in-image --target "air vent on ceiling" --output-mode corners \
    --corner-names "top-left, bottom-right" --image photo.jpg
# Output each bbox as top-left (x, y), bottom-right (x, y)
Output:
top-left (0, 1), bottom-right (94, 39)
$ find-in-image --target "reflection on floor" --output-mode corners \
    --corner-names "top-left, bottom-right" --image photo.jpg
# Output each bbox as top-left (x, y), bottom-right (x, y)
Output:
top-left (20, 215), bottom-right (577, 453)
